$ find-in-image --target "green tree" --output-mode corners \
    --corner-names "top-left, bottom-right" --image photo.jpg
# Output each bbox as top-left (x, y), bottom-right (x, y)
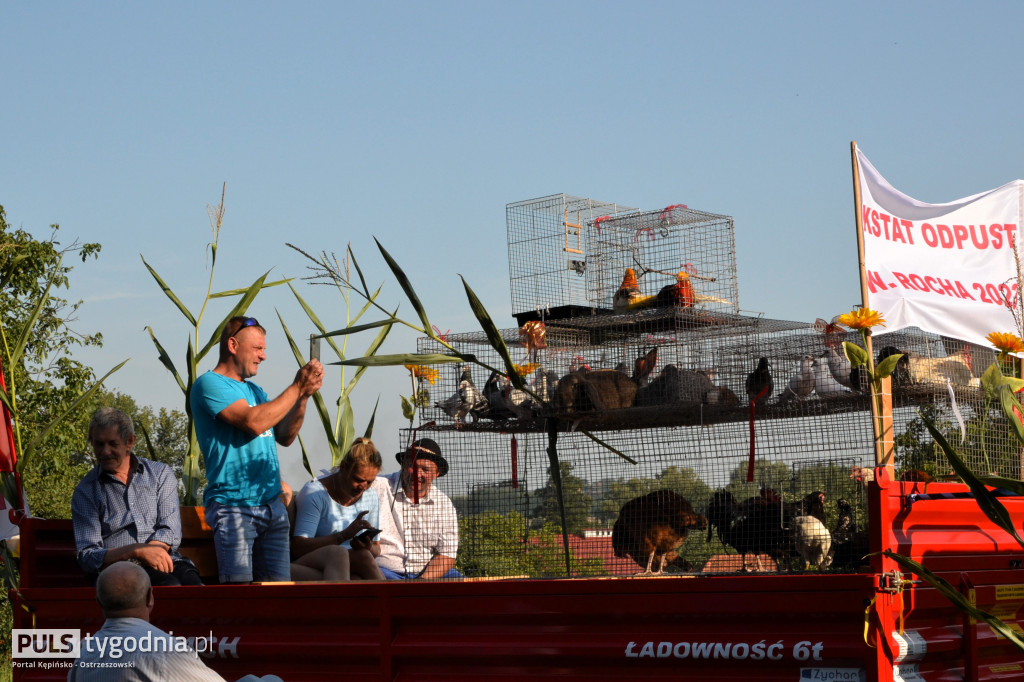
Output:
top-left (532, 461), bottom-right (592, 535)
top-left (0, 206), bottom-right (112, 519)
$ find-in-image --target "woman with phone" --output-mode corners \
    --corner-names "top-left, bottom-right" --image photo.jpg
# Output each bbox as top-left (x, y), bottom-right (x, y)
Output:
top-left (290, 438), bottom-right (385, 580)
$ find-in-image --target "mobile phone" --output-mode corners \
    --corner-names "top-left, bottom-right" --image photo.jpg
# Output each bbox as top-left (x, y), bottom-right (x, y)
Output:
top-left (310, 334), bottom-right (321, 362)
top-left (355, 527), bottom-right (380, 542)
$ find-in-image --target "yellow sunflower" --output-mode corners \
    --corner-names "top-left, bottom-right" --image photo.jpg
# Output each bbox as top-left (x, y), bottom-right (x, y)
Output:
top-left (404, 364), bottom-right (439, 384)
top-left (836, 308), bottom-right (886, 330)
top-left (986, 331), bottom-right (1024, 355)
top-left (514, 362), bottom-right (539, 376)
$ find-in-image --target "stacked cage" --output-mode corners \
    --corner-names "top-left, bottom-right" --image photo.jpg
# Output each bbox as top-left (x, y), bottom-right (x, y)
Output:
top-left (399, 196), bottom-right (1019, 581)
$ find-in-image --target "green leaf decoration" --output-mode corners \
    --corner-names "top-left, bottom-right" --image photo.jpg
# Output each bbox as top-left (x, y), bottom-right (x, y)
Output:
top-left (924, 417), bottom-right (1024, 550)
top-left (875, 352), bottom-right (904, 380)
top-left (19, 359), bottom-right (129, 471)
top-left (461, 275), bottom-right (525, 390)
top-left (883, 550), bottom-right (1024, 655)
top-left (333, 353), bottom-right (465, 367)
top-left (999, 384), bottom-right (1024, 448)
top-left (401, 395), bottom-right (414, 421)
top-left (375, 239), bottom-right (432, 335)
top-left (141, 256), bottom-right (197, 327)
top-left (843, 341), bottom-right (869, 369)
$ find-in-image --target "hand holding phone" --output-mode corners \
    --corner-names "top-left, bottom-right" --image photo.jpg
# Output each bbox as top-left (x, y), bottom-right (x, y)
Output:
top-left (355, 527), bottom-right (381, 542)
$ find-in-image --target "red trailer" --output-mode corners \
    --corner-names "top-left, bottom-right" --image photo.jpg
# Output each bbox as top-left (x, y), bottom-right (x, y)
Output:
top-left (10, 466), bottom-right (1024, 681)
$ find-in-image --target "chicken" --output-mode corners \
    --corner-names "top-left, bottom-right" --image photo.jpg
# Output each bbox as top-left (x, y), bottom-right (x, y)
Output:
top-left (435, 365), bottom-right (488, 426)
top-left (654, 271), bottom-right (695, 309)
top-left (706, 490), bottom-right (788, 572)
top-left (777, 355), bottom-right (815, 403)
top-left (812, 353), bottom-right (850, 397)
top-left (745, 357), bottom-right (773, 405)
top-left (612, 490), bottom-right (707, 575)
top-left (826, 498), bottom-right (869, 570)
top-left (906, 348), bottom-right (973, 386)
top-left (791, 516), bottom-right (832, 569)
top-left (613, 268), bottom-right (647, 313)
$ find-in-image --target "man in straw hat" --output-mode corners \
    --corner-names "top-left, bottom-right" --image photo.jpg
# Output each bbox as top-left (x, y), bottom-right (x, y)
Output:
top-left (372, 438), bottom-right (462, 579)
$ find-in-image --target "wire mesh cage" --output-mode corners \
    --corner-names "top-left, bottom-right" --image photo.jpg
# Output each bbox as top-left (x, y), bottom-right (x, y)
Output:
top-left (506, 194), bottom-right (638, 320)
top-left (401, 314), bottom-right (1017, 580)
top-left (584, 203), bottom-right (739, 316)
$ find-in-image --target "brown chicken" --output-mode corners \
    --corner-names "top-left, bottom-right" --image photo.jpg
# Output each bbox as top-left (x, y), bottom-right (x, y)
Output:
top-left (612, 490), bottom-right (707, 575)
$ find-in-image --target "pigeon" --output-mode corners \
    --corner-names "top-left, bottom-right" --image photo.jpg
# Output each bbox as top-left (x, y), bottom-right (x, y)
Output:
top-left (532, 367), bottom-right (560, 403)
top-left (777, 355), bottom-right (815, 403)
top-left (826, 346), bottom-right (865, 392)
top-left (483, 371), bottom-right (536, 420)
top-left (435, 365), bottom-right (488, 426)
top-left (812, 354), bottom-right (850, 397)
top-left (745, 357), bottom-right (773, 405)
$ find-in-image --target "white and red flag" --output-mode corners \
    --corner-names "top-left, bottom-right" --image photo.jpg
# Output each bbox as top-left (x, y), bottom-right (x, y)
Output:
top-left (856, 147), bottom-right (1023, 346)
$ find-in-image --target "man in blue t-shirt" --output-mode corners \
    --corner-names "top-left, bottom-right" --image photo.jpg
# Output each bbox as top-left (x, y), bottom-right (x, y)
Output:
top-left (191, 316), bottom-right (322, 583)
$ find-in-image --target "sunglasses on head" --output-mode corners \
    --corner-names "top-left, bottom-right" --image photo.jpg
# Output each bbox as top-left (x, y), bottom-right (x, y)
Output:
top-left (229, 317), bottom-right (260, 338)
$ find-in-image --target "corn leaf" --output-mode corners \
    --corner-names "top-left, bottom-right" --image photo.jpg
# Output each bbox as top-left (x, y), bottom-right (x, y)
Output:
top-left (883, 550), bottom-right (1024, 654)
top-left (363, 396), bottom-right (380, 439)
top-left (210, 278), bottom-right (291, 298)
top-left (349, 247), bottom-right (370, 298)
top-left (141, 256), bottom-right (197, 327)
top-left (924, 417), bottom-right (1024, 550)
top-left (197, 270), bottom-right (272, 361)
top-left (461, 275), bottom-right (524, 390)
top-left (580, 429), bottom-right (638, 465)
top-left (19, 359), bottom-right (129, 471)
top-left (277, 313), bottom-right (341, 463)
top-left (999, 384), bottom-right (1024, 448)
top-left (10, 262), bottom-right (60, 371)
top-left (333, 353), bottom-right (468, 367)
top-left (340, 317), bottom-right (395, 403)
top-left (978, 475), bottom-right (1024, 495)
top-left (298, 434), bottom-right (314, 480)
top-left (375, 238), bottom-right (432, 335)
top-left (0, 385), bottom-right (11, 415)
top-left (339, 398), bottom-right (355, 463)
top-left (320, 319), bottom-right (396, 338)
top-left (145, 326), bottom-right (186, 393)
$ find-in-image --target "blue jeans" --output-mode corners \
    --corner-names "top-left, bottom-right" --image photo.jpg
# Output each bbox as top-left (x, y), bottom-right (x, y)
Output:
top-left (379, 566), bottom-right (464, 580)
top-left (205, 499), bottom-right (290, 583)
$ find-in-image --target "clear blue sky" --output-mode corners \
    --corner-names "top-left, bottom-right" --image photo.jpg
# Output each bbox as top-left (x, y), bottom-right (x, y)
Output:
top-left (4, 1), bottom-right (1024, 485)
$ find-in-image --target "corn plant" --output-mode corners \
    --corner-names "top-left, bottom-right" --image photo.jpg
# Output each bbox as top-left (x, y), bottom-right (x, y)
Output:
top-left (283, 244), bottom-right (400, 472)
top-left (143, 185), bottom-right (289, 505)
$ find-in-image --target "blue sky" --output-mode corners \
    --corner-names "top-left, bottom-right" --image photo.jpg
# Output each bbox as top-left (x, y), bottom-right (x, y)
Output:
top-left (4, 1), bottom-right (1024, 484)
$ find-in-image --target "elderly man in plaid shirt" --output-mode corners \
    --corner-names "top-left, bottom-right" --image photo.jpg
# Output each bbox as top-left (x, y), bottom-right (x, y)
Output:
top-left (71, 407), bottom-right (201, 586)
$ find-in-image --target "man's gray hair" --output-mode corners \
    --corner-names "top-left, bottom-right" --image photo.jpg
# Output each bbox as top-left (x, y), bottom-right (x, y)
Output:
top-left (96, 562), bottom-right (150, 613)
top-left (88, 407), bottom-right (135, 443)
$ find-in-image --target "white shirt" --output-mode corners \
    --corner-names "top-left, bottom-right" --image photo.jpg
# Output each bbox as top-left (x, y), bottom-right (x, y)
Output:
top-left (372, 472), bottom-right (459, 575)
top-left (68, 617), bottom-right (225, 682)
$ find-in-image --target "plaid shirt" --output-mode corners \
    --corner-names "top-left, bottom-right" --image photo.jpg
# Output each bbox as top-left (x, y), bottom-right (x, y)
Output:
top-left (71, 455), bottom-right (184, 575)
top-left (372, 472), bottom-right (459, 575)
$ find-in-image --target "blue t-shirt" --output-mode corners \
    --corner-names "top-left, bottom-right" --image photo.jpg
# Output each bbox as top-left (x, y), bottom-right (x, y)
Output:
top-left (191, 371), bottom-right (281, 507)
top-left (293, 478), bottom-right (380, 549)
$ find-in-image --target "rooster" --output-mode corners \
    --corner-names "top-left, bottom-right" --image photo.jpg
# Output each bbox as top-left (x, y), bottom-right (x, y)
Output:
top-left (612, 490), bottom-right (707, 575)
top-left (745, 357), bottom-right (773, 405)
top-left (907, 347), bottom-right (974, 386)
top-left (826, 498), bottom-right (869, 570)
top-left (707, 490), bottom-right (788, 572)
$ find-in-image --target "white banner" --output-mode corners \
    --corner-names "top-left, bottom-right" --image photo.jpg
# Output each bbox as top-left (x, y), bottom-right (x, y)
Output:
top-left (856, 147), bottom-right (1023, 347)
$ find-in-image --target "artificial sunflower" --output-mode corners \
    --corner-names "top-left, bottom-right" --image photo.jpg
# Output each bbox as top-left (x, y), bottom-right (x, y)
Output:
top-left (514, 362), bottom-right (539, 376)
top-left (836, 308), bottom-right (885, 330)
top-left (986, 331), bottom-right (1024, 357)
top-left (404, 364), bottom-right (439, 385)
